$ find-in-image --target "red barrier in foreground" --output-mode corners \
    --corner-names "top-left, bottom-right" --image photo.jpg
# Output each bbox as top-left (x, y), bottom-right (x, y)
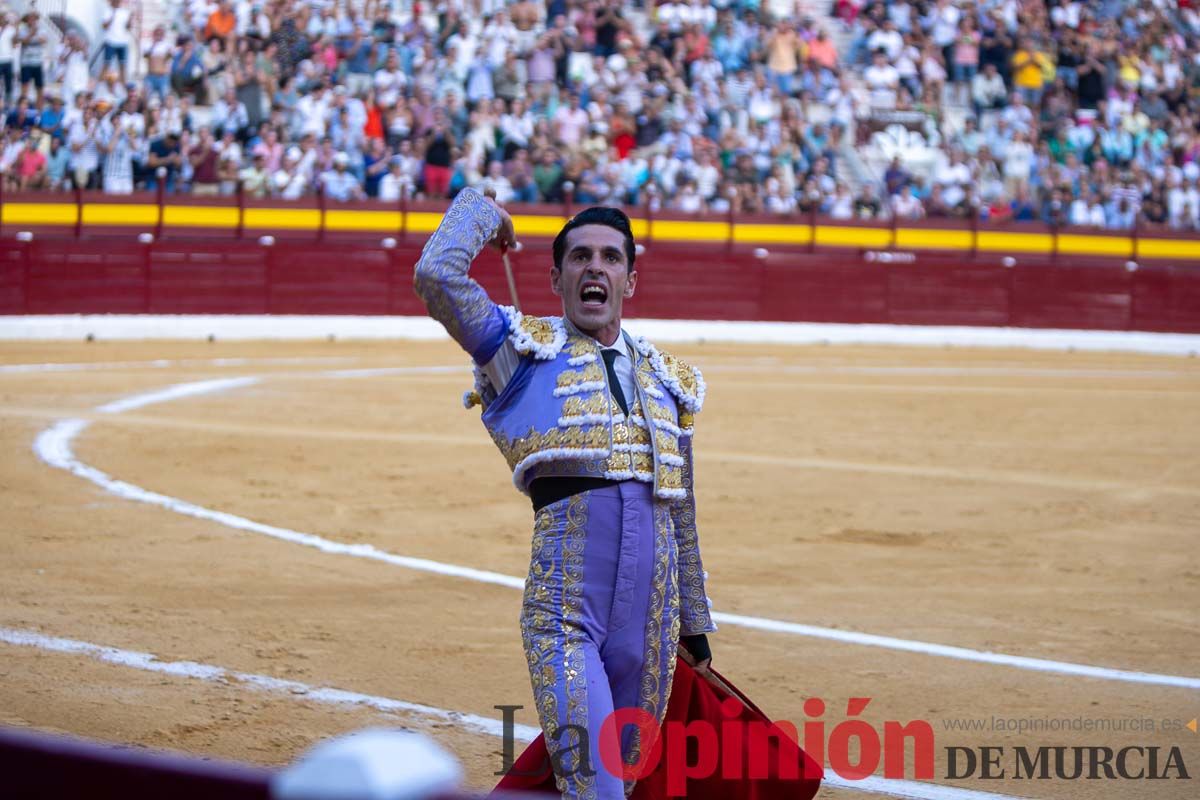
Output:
top-left (0, 726), bottom-right (509, 800)
top-left (1, 235), bottom-right (1197, 333)
top-left (0, 726), bottom-right (272, 800)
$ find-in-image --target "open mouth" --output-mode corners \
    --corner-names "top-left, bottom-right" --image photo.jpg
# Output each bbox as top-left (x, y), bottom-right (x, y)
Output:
top-left (580, 281), bottom-right (608, 307)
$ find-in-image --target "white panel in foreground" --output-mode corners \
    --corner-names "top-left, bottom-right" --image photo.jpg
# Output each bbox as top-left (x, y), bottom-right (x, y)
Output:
top-left (271, 729), bottom-right (464, 800)
top-left (2, 314), bottom-right (1200, 356)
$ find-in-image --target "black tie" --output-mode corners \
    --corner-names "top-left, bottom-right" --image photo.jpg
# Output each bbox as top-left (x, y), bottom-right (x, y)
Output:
top-left (601, 348), bottom-right (629, 416)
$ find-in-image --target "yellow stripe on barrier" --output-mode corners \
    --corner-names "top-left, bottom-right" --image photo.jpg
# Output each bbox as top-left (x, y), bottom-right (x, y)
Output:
top-left (243, 208), bottom-right (321, 229)
top-left (896, 227), bottom-right (972, 250)
top-left (325, 210), bottom-right (402, 231)
top-left (82, 203), bottom-right (158, 226)
top-left (163, 205), bottom-right (240, 228)
top-left (1056, 233), bottom-right (1132, 258)
top-left (511, 214), bottom-right (570, 236)
top-left (8, 200), bottom-right (1200, 261)
top-left (1136, 238), bottom-right (1200, 260)
top-left (650, 219), bottom-right (729, 242)
top-left (733, 223), bottom-right (811, 245)
top-left (976, 230), bottom-right (1054, 254)
top-left (2, 202), bottom-right (78, 225)
top-left (818, 224), bottom-right (890, 248)
top-left (402, 211), bottom-right (443, 234)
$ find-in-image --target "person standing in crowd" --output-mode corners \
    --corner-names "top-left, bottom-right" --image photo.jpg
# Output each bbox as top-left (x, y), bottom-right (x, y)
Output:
top-left (0, 12), bottom-right (16, 103)
top-left (18, 10), bottom-right (46, 101)
top-left (100, 111), bottom-right (141, 194)
top-left (101, 0), bottom-right (135, 80)
top-left (422, 118), bottom-right (454, 199)
top-left (144, 27), bottom-right (174, 100)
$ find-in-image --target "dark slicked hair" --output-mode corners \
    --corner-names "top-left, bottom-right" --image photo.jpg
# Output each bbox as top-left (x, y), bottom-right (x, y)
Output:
top-left (552, 207), bottom-right (637, 272)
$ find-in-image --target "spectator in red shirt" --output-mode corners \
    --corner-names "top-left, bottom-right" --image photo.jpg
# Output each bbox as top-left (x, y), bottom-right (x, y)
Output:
top-left (13, 134), bottom-right (47, 190)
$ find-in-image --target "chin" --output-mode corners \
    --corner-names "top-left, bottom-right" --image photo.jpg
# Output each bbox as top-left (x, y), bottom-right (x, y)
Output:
top-left (569, 307), bottom-right (613, 331)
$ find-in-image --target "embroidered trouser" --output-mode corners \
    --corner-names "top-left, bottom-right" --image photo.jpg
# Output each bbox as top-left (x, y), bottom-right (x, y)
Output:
top-left (520, 481), bottom-right (681, 800)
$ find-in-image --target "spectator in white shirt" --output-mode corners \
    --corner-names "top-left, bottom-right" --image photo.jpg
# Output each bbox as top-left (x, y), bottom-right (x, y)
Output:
top-left (1069, 187), bottom-right (1108, 228)
top-left (891, 183), bottom-right (924, 219)
top-left (378, 157), bottom-right (413, 202)
top-left (212, 87), bottom-right (249, 138)
top-left (867, 20), bottom-right (904, 61)
top-left (864, 49), bottom-right (900, 108)
top-left (828, 183), bottom-right (854, 219)
top-left (553, 93), bottom-right (589, 147)
top-left (676, 180), bottom-right (703, 213)
top-left (0, 13), bottom-right (16, 101)
top-left (319, 151), bottom-right (363, 201)
top-left (101, 0), bottom-right (134, 80)
top-left (971, 62), bottom-right (1007, 116)
top-left (478, 159), bottom-right (514, 205)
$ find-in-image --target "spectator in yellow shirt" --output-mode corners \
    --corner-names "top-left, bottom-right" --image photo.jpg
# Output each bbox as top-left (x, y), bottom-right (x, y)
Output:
top-left (1011, 38), bottom-right (1053, 107)
top-left (766, 19), bottom-right (805, 96)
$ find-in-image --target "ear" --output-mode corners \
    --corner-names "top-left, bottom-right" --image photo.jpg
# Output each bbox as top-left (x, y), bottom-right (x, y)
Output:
top-left (623, 269), bottom-right (637, 298)
top-left (550, 265), bottom-right (563, 297)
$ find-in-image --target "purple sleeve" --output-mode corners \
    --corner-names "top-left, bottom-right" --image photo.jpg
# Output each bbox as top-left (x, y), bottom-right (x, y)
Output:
top-left (412, 188), bottom-right (509, 364)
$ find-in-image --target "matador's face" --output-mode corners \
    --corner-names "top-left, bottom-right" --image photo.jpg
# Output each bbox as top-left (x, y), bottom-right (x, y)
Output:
top-left (550, 224), bottom-right (637, 347)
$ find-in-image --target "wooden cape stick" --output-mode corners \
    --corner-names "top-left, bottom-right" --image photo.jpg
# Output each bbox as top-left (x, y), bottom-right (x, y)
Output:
top-left (502, 242), bottom-right (523, 311)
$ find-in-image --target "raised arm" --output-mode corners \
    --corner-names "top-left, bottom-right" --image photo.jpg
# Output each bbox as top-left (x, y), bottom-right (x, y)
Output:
top-left (413, 187), bottom-right (513, 364)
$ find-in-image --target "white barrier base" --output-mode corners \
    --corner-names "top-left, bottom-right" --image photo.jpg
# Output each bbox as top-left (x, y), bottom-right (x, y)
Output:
top-left (2, 314), bottom-right (1199, 356)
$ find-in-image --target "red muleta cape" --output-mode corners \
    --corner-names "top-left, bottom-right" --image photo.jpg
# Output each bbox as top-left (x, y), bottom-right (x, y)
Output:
top-left (493, 656), bottom-right (823, 799)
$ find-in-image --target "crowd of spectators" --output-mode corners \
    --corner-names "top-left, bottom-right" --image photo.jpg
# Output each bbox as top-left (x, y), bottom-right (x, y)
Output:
top-left (0, 0), bottom-right (1198, 231)
top-left (842, 0), bottom-right (1200, 230)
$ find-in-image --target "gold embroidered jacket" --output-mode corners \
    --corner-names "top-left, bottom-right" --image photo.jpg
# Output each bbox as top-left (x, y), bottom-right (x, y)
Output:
top-left (413, 187), bottom-right (716, 635)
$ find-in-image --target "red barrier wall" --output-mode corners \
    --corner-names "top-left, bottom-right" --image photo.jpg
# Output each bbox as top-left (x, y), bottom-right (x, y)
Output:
top-left (2, 234), bottom-right (1199, 333)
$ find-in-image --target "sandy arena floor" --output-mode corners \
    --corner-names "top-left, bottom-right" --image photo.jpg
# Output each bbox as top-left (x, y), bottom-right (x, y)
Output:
top-left (1, 338), bottom-right (1198, 800)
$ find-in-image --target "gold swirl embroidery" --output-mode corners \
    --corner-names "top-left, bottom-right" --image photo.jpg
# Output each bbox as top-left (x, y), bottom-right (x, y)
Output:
top-left (642, 396), bottom-right (678, 424)
top-left (556, 361), bottom-right (605, 389)
top-left (566, 335), bottom-right (595, 357)
top-left (520, 315), bottom-right (561, 348)
top-left (660, 350), bottom-right (700, 398)
top-left (626, 501), bottom-right (680, 792)
top-left (492, 424), bottom-right (611, 472)
top-left (561, 393), bottom-right (610, 417)
top-left (520, 505), bottom-right (561, 788)
top-left (671, 433), bottom-right (714, 635)
top-left (519, 495), bottom-right (597, 799)
top-left (560, 494), bottom-right (592, 798)
top-left (654, 432), bottom-right (681, 460)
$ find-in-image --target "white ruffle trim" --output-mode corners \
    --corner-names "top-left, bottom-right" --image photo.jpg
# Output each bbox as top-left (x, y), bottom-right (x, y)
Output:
top-left (604, 469), bottom-right (655, 482)
top-left (659, 453), bottom-right (685, 467)
top-left (500, 305), bottom-right (566, 360)
top-left (512, 446), bottom-right (612, 494)
top-left (552, 380), bottom-right (607, 397)
top-left (557, 413), bottom-right (613, 427)
top-left (627, 414), bottom-right (650, 430)
top-left (630, 415), bottom-right (682, 437)
top-left (631, 336), bottom-right (706, 413)
top-left (612, 442), bottom-right (653, 453)
top-left (656, 486), bottom-right (688, 500)
top-left (567, 353), bottom-right (597, 366)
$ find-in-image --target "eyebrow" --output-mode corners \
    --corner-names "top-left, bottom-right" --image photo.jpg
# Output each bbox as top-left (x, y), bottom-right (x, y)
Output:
top-left (568, 245), bottom-right (625, 260)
